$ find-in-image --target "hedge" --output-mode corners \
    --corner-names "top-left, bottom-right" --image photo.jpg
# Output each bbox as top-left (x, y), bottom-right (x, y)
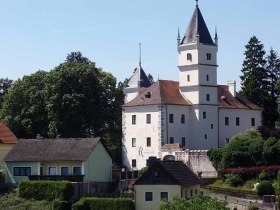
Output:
top-left (256, 180), bottom-right (275, 196)
top-left (72, 197), bottom-right (135, 210)
top-left (19, 180), bottom-right (74, 201)
top-left (53, 199), bottom-right (72, 210)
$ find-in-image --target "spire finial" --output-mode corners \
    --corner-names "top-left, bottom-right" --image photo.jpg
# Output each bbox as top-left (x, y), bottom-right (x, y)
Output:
top-left (196, 0), bottom-right (198, 7)
top-left (139, 43), bottom-right (142, 67)
top-left (177, 27), bottom-right (180, 40)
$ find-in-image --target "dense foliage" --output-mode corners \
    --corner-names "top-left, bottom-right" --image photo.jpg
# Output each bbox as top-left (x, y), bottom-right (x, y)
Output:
top-left (53, 199), bottom-right (72, 210)
top-left (256, 180), bottom-right (275, 196)
top-left (0, 78), bottom-right (13, 109)
top-left (0, 191), bottom-right (52, 210)
top-left (240, 36), bottom-right (280, 127)
top-left (0, 52), bottom-right (124, 158)
top-left (160, 196), bottom-right (229, 210)
top-left (208, 129), bottom-right (280, 170)
top-left (72, 197), bottom-right (135, 210)
top-left (19, 180), bottom-right (74, 201)
top-left (224, 174), bottom-right (243, 187)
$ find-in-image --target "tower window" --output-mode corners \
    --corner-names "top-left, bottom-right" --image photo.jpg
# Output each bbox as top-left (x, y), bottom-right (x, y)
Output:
top-left (147, 137), bottom-right (151, 147)
top-left (203, 112), bottom-right (206, 119)
top-left (226, 138), bottom-right (230, 144)
top-left (187, 75), bottom-right (190, 82)
top-left (169, 114), bottom-right (174, 123)
top-left (225, 117), bottom-right (229, 126)
top-left (132, 138), bottom-right (136, 147)
top-left (132, 159), bottom-right (137, 168)
top-left (236, 117), bottom-right (240, 126)
top-left (205, 134), bottom-right (208, 140)
top-left (182, 137), bottom-right (186, 147)
top-left (169, 137), bottom-right (174, 144)
top-left (187, 53), bottom-right (192, 61)
top-left (251, 118), bottom-right (255, 126)
top-left (206, 53), bottom-right (211, 60)
top-left (146, 114), bottom-right (151, 124)
top-left (206, 94), bottom-right (210, 101)
top-left (181, 114), bottom-right (185, 124)
top-left (211, 124), bottom-right (214, 129)
top-left (132, 115), bottom-right (136, 124)
top-left (206, 74), bottom-right (209, 81)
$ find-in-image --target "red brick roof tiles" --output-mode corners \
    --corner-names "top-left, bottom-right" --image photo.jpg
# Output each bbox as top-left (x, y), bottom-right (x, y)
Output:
top-left (0, 122), bottom-right (18, 144)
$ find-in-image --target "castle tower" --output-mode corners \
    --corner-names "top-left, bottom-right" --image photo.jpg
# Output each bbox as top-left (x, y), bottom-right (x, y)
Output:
top-left (178, 0), bottom-right (219, 149)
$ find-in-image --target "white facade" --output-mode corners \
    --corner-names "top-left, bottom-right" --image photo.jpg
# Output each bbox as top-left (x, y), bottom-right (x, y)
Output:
top-left (122, 3), bottom-right (262, 170)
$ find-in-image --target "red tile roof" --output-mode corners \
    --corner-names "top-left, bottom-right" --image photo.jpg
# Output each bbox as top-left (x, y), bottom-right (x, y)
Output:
top-left (123, 80), bottom-right (190, 107)
top-left (0, 122), bottom-right (18, 144)
top-left (123, 80), bottom-right (261, 110)
top-left (218, 85), bottom-right (262, 110)
top-left (161, 143), bottom-right (182, 150)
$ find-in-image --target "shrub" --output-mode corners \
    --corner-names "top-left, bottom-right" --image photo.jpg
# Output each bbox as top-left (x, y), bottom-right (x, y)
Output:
top-left (19, 180), bottom-right (74, 201)
top-left (256, 180), bottom-right (275, 196)
top-left (53, 199), bottom-right (72, 210)
top-left (259, 170), bottom-right (269, 181)
top-left (72, 197), bottom-right (134, 210)
top-left (248, 204), bottom-right (258, 210)
top-left (224, 174), bottom-right (243, 187)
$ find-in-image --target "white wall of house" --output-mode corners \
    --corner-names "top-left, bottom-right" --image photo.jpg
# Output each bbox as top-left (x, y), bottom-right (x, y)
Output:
top-left (219, 108), bottom-right (262, 147)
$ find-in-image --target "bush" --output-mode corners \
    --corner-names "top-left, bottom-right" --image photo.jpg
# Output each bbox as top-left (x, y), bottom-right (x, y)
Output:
top-left (224, 174), bottom-right (243, 187)
top-left (19, 180), bottom-right (74, 201)
top-left (53, 199), bottom-right (72, 210)
top-left (259, 170), bottom-right (269, 181)
top-left (256, 180), bottom-right (275, 196)
top-left (72, 197), bottom-right (134, 210)
top-left (248, 204), bottom-right (258, 210)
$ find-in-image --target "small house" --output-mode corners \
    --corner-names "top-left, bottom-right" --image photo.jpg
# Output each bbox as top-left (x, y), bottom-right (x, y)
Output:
top-left (134, 161), bottom-right (201, 210)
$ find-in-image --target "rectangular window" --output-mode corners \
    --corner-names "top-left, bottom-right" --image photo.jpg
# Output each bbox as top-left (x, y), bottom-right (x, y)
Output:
top-left (187, 75), bottom-right (190, 82)
top-left (161, 192), bottom-right (169, 201)
top-left (205, 134), bottom-right (208, 140)
top-left (225, 117), bottom-right (229, 126)
top-left (206, 94), bottom-right (210, 101)
top-left (187, 53), bottom-right (192, 61)
top-left (40, 167), bottom-right (43, 175)
top-left (49, 167), bottom-right (57, 175)
top-left (195, 189), bottom-right (198, 195)
top-left (203, 112), bottom-right (206, 119)
top-left (226, 138), bottom-right (230, 144)
top-left (61, 167), bottom-right (69, 175)
top-left (132, 138), bottom-right (136, 147)
top-left (251, 118), bottom-right (255, 126)
top-left (182, 137), bottom-right (186, 147)
top-left (169, 114), bottom-right (174, 123)
top-left (236, 117), bottom-right (240, 126)
top-left (181, 114), bottom-right (185, 124)
top-left (132, 159), bottom-right (137, 168)
top-left (211, 124), bottom-right (214, 129)
top-left (191, 189), bottom-right (193, 197)
top-left (206, 74), bottom-right (209, 81)
top-left (13, 167), bottom-right (31, 176)
top-left (73, 167), bottom-right (82, 175)
top-left (146, 114), bottom-right (151, 124)
top-left (147, 137), bottom-right (151, 147)
top-left (170, 137), bottom-right (174, 144)
top-left (132, 115), bottom-right (136, 124)
top-left (206, 53), bottom-right (211, 60)
top-left (145, 192), bottom-right (153, 201)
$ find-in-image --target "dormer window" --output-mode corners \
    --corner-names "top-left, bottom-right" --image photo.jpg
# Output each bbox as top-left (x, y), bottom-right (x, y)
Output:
top-left (206, 53), bottom-right (211, 60)
top-left (187, 53), bottom-right (192, 61)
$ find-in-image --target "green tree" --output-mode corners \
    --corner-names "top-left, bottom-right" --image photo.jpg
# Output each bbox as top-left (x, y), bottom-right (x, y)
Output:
top-left (160, 196), bottom-right (229, 210)
top-left (0, 71), bottom-right (48, 138)
top-left (0, 78), bottom-right (13, 108)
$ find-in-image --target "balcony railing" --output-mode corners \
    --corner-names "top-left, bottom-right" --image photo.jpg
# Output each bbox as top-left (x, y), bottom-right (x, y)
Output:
top-left (28, 175), bottom-right (84, 182)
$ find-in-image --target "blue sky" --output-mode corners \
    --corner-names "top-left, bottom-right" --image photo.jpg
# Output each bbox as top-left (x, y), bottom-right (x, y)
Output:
top-left (1, 0), bottom-right (280, 90)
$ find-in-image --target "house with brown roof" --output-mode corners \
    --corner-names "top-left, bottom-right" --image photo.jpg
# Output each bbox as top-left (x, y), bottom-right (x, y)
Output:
top-left (122, 1), bottom-right (262, 171)
top-left (3, 138), bottom-right (112, 193)
top-left (134, 161), bottom-right (201, 210)
top-left (0, 122), bottom-right (18, 170)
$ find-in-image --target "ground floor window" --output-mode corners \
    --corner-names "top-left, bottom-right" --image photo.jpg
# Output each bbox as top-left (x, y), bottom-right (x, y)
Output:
top-left (49, 167), bottom-right (57, 175)
top-left (61, 167), bottom-right (69, 175)
top-left (13, 167), bottom-right (31, 176)
top-left (161, 192), bottom-right (168, 201)
top-left (73, 167), bottom-right (82, 175)
top-left (145, 192), bottom-right (153, 201)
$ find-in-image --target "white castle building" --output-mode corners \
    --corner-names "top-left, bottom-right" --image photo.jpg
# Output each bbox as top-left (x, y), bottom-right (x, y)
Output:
top-left (122, 1), bottom-right (262, 170)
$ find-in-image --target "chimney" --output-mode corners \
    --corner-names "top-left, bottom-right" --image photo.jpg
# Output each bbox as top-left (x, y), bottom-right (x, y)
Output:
top-left (228, 80), bottom-right (236, 97)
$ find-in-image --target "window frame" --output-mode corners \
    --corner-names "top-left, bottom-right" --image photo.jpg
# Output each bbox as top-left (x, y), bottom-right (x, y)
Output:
top-left (169, 137), bottom-right (174, 144)
top-left (48, 167), bottom-right (57, 175)
top-left (251, 118), bottom-right (255, 126)
top-left (169, 114), bottom-right (174, 123)
top-left (146, 114), bottom-right (151, 124)
top-left (13, 167), bottom-right (31, 176)
top-left (187, 75), bottom-right (190, 82)
top-left (181, 137), bottom-right (186, 147)
top-left (187, 53), bottom-right (192, 61)
top-left (132, 115), bottom-right (136, 125)
top-left (236, 117), bottom-right (240, 126)
top-left (146, 137), bottom-right (151, 147)
top-left (181, 114), bottom-right (185, 124)
top-left (203, 112), bottom-right (206, 119)
top-left (206, 53), bottom-right (211, 60)
top-left (145, 192), bottom-right (153, 201)
top-left (132, 159), bottom-right (137, 168)
top-left (160, 192), bottom-right (169, 201)
top-left (132, 138), bottom-right (136, 147)
top-left (60, 166), bottom-right (69, 175)
top-left (206, 94), bottom-right (210, 101)
top-left (73, 167), bottom-right (82, 175)
top-left (225, 117), bottom-right (229, 126)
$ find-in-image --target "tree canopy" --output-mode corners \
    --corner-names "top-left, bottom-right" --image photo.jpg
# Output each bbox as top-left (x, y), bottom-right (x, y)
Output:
top-left (0, 52), bottom-right (123, 144)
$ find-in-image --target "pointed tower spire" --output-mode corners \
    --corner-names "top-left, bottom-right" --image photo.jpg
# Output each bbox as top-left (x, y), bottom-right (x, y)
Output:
top-left (139, 43), bottom-right (142, 67)
top-left (177, 27), bottom-right (181, 52)
top-left (214, 26), bottom-right (218, 46)
top-left (196, 0), bottom-right (198, 7)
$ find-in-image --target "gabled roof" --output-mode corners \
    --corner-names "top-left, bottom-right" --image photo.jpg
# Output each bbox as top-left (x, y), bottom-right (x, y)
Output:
top-left (181, 5), bottom-right (214, 45)
top-left (218, 85), bottom-right (262, 110)
top-left (134, 161), bottom-right (200, 186)
top-left (123, 80), bottom-right (190, 107)
top-left (4, 138), bottom-right (101, 162)
top-left (0, 122), bottom-right (18, 144)
top-left (127, 66), bottom-right (151, 88)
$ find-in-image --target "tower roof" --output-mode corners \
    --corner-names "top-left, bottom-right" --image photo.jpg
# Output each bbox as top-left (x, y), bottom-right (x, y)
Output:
top-left (181, 4), bottom-right (214, 45)
top-left (127, 66), bottom-right (151, 88)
